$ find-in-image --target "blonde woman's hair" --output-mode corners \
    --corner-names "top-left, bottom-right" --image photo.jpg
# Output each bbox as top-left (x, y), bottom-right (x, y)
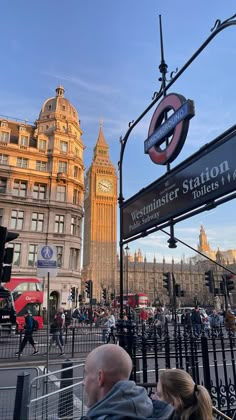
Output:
top-left (159, 369), bottom-right (213, 420)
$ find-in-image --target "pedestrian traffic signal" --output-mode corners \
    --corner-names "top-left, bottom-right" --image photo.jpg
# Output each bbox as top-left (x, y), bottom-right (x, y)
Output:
top-left (71, 287), bottom-right (76, 302)
top-left (102, 288), bottom-right (107, 301)
top-left (110, 292), bottom-right (114, 300)
top-left (222, 273), bottom-right (234, 294)
top-left (0, 226), bottom-right (19, 282)
top-left (163, 272), bottom-right (171, 294)
top-left (78, 294), bottom-right (82, 303)
top-left (180, 290), bottom-right (185, 297)
top-left (205, 270), bottom-right (214, 293)
top-left (175, 284), bottom-right (181, 297)
top-left (85, 280), bottom-right (93, 299)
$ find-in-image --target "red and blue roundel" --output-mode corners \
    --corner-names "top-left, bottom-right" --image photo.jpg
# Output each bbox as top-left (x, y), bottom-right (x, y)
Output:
top-left (144, 93), bottom-right (195, 165)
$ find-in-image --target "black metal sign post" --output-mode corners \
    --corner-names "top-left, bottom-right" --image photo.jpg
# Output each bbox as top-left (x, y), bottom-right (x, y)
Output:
top-left (118, 14), bottom-right (236, 321)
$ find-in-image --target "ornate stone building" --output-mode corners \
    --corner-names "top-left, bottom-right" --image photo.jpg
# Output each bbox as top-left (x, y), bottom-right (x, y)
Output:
top-left (197, 225), bottom-right (236, 265)
top-left (82, 124), bottom-right (117, 301)
top-left (0, 86), bottom-right (84, 312)
top-left (113, 226), bottom-right (236, 307)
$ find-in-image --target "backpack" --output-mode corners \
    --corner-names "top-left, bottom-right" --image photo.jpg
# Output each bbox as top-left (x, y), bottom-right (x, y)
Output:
top-left (33, 319), bottom-right (39, 331)
top-left (25, 314), bottom-right (37, 332)
top-left (50, 320), bottom-right (58, 334)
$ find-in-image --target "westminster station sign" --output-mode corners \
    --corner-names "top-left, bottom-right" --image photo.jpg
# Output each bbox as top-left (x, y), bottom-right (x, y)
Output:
top-left (122, 125), bottom-right (236, 240)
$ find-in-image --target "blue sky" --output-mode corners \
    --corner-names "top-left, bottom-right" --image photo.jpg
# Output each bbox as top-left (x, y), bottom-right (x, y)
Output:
top-left (1, 1), bottom-right (236, 262)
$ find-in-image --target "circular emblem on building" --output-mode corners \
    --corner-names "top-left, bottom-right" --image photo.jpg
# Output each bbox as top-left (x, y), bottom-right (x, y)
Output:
top-left (144, 93), bottom-right (195, 165)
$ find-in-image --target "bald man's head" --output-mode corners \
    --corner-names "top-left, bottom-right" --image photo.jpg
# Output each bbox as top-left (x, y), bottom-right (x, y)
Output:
top-left (83, 344), bottom-right (133, 407)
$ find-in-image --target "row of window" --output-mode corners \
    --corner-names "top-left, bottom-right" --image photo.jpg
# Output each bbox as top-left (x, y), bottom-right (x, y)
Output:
top-left (0, 154), bottom-right (81, 177)
top-left (8, 243), bottom-right (80, 270)
top-left (0, 209), bottom-right (80, 234)
top-left (0, 178), bottom-right (81, 204)
top-left (0, 130), bottom-right (81, 157)
top-left (0, 131), bottom-right (47, 149)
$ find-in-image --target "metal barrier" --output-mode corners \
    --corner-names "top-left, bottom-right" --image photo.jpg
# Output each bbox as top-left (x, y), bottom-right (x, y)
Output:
top-left (0, 326), bottom-right (104, 359)
top-left (116, 322), bottom-right (236, 419)
top-left (28, 362), bottom-right (87, 419)
top-left (0, 386), bottom-right (16, 420)
top-left (0, 366), bottom-right (40, 419)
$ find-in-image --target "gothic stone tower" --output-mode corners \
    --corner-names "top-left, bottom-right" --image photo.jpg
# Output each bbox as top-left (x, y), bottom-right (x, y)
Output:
top-left (82, 124), bottom-right (117, 301)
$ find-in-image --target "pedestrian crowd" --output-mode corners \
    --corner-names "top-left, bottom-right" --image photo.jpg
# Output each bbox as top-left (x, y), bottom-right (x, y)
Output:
top-left (81, 344), bottom-right (215, 419)
top-left (15, 304), bottom-right (236, 359)
top-left (181, 305), bottom-right (236, 337)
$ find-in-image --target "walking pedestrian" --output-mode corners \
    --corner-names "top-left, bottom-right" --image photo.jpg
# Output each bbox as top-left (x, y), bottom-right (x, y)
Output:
top-left (102, 310), bottom-right (116, 343)
top-left (15, 310), bottom-right (38, 357)
top-left (44, 318), bottom-right (64, 356)
top-left (191, 306), bottom-right (202, 336)
top-left (224, 308), bottom-right (236, 336)
top-left (54, 307), bottom-right (65, 350)
top-left (154, 308), bottom-right (166, 339)
top-left (209, 309), bottom-right (221, 337)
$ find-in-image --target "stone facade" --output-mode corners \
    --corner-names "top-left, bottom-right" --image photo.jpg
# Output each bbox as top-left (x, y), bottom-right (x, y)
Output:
top-left (82, 124), bottom-right (117, 301)
top-left (0, 86), bottom-right (84, 312)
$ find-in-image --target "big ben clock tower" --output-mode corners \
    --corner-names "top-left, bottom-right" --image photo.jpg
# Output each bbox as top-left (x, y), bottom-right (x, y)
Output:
top-left (82, 123), bottom-right (117, 301)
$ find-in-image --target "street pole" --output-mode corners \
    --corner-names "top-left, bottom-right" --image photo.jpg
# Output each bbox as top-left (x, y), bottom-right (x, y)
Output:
top-left (75, 288), bottom-right (78, 308)
top-left (46, 271), bottom-right (50, 376)
top-left (125, 245), bottom-right (129, 296)
top-left (222, 276), bottom-right (228, 310)
top-left (172, 273), bottom-right (177, 324)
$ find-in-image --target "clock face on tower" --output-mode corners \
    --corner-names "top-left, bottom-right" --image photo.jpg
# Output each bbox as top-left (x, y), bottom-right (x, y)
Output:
top-left (97, 178), bottom-right (113, 193)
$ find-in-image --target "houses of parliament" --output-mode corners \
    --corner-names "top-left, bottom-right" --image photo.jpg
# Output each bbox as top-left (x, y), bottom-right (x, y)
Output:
top-left (0, 87), bottom-right (235, 310)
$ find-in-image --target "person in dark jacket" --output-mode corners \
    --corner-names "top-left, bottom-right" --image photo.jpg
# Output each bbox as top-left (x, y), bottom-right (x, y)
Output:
top-left (81, 344), bottom-right (153, 419)
top-left (191, 306), bottom-right (202, 336)
top-left (153, 368), bottom-right (213, 419)
top-left (209, 309), bottom-right (221, 337)
top-left (15, 310), bottom-right (38, 357)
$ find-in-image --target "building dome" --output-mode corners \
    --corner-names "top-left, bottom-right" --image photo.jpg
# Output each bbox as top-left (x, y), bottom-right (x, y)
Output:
top-left (38, 86), bottom-right (79, 124)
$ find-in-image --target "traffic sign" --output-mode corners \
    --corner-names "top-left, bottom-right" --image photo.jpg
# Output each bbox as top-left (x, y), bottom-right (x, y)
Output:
top-left (122, 124), bottom-right (236, 240)
top-left (37, 245), bottom-right (58, 277)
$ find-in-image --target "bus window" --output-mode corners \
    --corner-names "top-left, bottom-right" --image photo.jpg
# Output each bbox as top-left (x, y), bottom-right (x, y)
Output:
top-left (17, 303), bottom-right (41, 317)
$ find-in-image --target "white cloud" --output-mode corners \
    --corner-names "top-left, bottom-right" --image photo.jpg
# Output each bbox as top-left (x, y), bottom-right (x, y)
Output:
top-left (42, 71), bottom-right (120, 96)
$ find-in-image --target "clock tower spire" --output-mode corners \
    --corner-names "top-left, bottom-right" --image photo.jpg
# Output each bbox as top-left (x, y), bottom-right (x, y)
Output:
top-left (82, 124), bottom-right (117, 301)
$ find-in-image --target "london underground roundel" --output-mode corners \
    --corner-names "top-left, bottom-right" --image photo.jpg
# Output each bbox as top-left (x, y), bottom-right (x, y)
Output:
top-left (144, 93), bottom-right (195, 165)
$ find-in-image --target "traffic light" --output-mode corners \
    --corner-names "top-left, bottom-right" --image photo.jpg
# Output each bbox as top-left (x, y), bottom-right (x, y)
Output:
top-left (85, 280), bottom-right (93, 299)
top-left (110, 292), bottom-right (114, 300)
top-left (220, 281), bottom-right (225, 294)
top-left (78, 294), bottom-right (82, 303)
top-left (71, 287), bottom-right (76, 302)
top-left (102, 288), bottom-right (107, 301)
top-left (205, 270), bottom-right (214, 293)
top-left (175, 284), bottom-right (181, 297)
top-left (0, 226), bottom-right (19, 282)
top-left (163, 272), bottom-right (171, 294)
top-left (180, 290), bottom-right (185, 297)
top-left (222, 274), bottom-right (234, 295)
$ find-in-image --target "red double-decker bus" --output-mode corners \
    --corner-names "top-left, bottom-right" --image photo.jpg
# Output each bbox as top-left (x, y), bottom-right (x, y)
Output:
top-left (113, 293), bottom-right (149, 309)
top-left (3, 277), bottom-right (44, 332)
